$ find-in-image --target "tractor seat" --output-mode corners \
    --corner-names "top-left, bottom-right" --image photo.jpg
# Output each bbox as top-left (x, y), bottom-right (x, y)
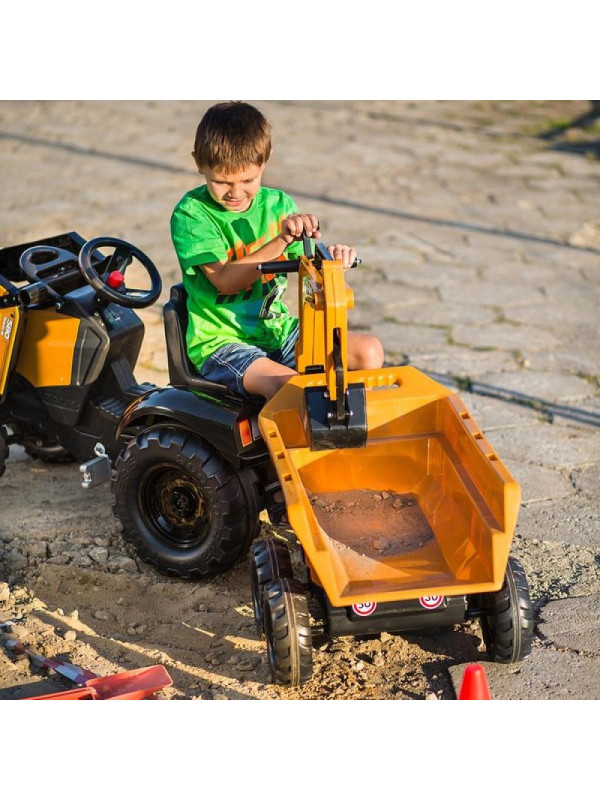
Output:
top-left (163, 283), bottom-right (230, 395)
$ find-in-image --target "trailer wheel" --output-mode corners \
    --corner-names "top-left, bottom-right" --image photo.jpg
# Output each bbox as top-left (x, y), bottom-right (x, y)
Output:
top-left (263, 577), bottom-right (313, 687)
top-left (112, 427), bottom-right (258, 579)
top-left (0, 426), bottom-right (8, 477)
top-left (249, 539), bottom-right (294, 635)
top-left (479, 556), bottom-right (534, 663)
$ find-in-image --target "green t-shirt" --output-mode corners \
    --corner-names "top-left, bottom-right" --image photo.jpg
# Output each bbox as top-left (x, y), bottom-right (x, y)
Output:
top-left (170, 184), bottom-right (304, 370)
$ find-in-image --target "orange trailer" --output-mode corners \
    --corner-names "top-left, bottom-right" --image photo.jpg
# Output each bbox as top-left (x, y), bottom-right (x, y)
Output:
top-left (250, 239), bottom-right (533, 687)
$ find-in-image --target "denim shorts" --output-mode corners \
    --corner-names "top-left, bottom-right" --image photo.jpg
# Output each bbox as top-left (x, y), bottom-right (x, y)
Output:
top-left (199, 323), bottom-right (299, 398)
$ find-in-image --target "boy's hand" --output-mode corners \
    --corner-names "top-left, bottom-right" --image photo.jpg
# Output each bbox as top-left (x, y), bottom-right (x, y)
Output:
top-left (280, 213), bottom-right (321, 244)
top-left (328, 243), bottom-right (357, 269)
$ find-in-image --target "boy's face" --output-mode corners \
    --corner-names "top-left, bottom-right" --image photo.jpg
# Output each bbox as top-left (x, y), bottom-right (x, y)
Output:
top-left (201, 163), bottom-right (266, 213)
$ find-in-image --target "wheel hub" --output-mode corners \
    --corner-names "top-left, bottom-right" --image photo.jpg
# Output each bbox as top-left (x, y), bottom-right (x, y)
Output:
top-left (141, 466), bottom-right (210, 548)
top-left (160, 478), bottom-right (205, 526)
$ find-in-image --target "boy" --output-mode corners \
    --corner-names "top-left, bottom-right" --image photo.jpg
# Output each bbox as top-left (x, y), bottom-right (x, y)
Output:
top-left (170, 101), bottom-right (384, 404)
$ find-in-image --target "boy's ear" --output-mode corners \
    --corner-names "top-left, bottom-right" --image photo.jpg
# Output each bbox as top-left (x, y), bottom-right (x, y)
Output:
top-left (191, 153), bottom-right (203, 174)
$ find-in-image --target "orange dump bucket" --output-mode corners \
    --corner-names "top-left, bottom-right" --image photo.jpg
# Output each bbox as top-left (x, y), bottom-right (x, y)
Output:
top-left (259, 366), bottom-right (520, 607)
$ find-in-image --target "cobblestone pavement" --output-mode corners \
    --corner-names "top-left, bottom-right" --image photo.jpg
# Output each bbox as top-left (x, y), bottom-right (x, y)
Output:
top-left (1, 100), bottom-right (599, 699)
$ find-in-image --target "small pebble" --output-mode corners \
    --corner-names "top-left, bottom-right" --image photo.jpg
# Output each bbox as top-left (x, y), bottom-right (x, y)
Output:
top-left (381, 492), bottom-right (390, 500)
top-left (64, 630), bottom-right (77, 642)
top-left (116, 597), bottom-right (126, 606)
top-left (372, 537), bottom-right (390, 551)
top-left (94, 610), bottom-right (109, 621)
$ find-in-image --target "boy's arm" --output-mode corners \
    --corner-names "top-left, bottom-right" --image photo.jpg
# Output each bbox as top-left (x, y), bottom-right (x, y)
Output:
top-left (201, 233), bottom-right (289, 294)
top-left (202, 213), bottom-right (321, 295)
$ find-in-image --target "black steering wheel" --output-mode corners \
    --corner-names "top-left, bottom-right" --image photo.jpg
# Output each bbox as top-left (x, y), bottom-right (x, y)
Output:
top-left (78, 237), bottom-right (162, 309)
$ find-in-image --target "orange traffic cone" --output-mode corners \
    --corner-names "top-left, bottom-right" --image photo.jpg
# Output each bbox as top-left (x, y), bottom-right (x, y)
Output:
top-left (458, 663), bottom-right (491, 700)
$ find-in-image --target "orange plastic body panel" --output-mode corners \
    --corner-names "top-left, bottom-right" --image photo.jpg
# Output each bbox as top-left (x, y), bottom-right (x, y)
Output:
top-left (259, 257), bottom-right (520, 608)
top-left (15, 309), bottom-right (79, 387)
top-left (0, 300), bottom-right (22, 397)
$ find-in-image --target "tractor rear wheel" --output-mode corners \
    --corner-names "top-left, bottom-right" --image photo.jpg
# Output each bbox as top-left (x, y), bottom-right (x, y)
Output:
top-left (112, 427), bottom-right (258, 579)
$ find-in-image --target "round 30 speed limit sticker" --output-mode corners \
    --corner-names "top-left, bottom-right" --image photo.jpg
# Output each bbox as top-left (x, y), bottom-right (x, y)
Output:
top-left (352, 601), bottom-right (377, 616)
top-left (419, 595), bottom-right (445, 610)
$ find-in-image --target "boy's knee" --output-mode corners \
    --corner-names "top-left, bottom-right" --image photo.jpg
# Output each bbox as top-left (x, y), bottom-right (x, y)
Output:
top-left (354, 335), bottom-right (384, 369)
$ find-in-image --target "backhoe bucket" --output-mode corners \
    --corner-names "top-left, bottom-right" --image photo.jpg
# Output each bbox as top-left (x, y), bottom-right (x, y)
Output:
top-left (259, 365), bottom-right (520, 607)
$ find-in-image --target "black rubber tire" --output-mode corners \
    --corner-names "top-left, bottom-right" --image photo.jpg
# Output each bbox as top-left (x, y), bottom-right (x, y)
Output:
top-left (111, 427), bottom-right (258, 579)
top-left (249, 539), bottom-right (294, 635)
top-left (479, 556), bottom-right (534, 663)
top-left (0, 426), bottom-right (8, 478)
top-left (263, 577), bottom-right (313, 687)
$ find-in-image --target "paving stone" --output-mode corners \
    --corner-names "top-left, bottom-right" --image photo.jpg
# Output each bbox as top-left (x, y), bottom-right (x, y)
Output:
top-left (440, 281), bottom-right (547, 308)
top-left (485, 423), bottom-right (600, 471)
top-left (449, 650), bottom-right (600, 700)
top-left (415, 347), bottom-right (519, 377)
top-left (506, 300), bottom-right (598, 329)
top-left (515, 496), bottom-right (600, 547)
top-left (368, 321), bottom-right (448, 356)
top-left (506, 462), bottom-right (575, 506)
top-left (570, 465), bottom-right (600, 499)
top-left (538, 595), bottom-right (600, 656)
top-left (525, 348), bottom-right (600, 380)
top-left (475, 370), bottom-right (595, 404)
top-left (352, 278), bottom-right (434, 310)
top-left (451, 323), bottom-right (561, 352)
top-left (459, 391), bottom-right (549, 430)
top-left (392, 301), bottom-right (496, 327)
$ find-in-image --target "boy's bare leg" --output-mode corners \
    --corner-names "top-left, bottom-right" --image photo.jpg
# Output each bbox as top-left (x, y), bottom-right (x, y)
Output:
top-left (242, 357), bottom-right (297, 402)
top-left (347, 332), bottom-right (385, 370)
top-left (243, 358), bottom-right (297, 518)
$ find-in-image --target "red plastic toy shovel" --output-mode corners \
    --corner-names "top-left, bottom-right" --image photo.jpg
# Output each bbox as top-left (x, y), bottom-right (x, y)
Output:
top-left (28, 665), bottom-right (173, 700)
top-left (2, 632), bottom-right (172, 700)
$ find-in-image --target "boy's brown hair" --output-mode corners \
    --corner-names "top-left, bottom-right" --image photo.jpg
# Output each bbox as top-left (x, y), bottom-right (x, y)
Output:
top-left (192, 102), bottom-right (272, 172)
